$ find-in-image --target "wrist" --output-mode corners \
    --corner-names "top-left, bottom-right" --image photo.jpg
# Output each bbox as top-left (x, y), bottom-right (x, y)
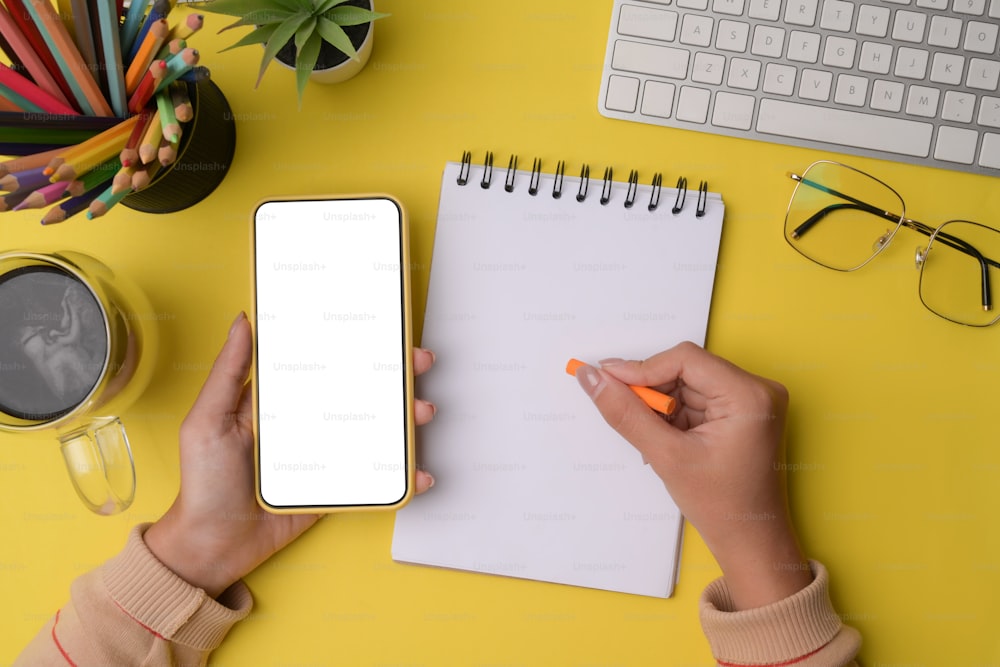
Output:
top-left (708, 520), bottom-right (813, 610)
top-left (144, 510), bottom-right (239, 599)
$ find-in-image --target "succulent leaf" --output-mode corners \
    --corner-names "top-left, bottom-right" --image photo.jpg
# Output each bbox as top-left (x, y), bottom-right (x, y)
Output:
top-left (324, 6), bottom-right (387, 25)
top-left (315, 16), bottom-right (356, 59)
top-left (295, 31), bottom-right (322, 106)
top-left (256, 12), bottom-right (311, 87)
top-left (218, 22), bottom-right (279, 50)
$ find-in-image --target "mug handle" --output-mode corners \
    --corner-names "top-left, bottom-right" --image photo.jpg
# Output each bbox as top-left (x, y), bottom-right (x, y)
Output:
top-left (58, 417), bottom-right (136, 515)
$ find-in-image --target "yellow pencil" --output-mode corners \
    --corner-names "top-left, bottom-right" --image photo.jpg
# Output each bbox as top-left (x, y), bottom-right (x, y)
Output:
top-left (139, 109), bottom-right (163, 164)
top-left (46, 116), bottom-right (140, 182)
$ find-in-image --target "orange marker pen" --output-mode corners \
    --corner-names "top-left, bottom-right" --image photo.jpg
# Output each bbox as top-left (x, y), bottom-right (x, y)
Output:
top-left (566, 358), bottom-right (676, 416)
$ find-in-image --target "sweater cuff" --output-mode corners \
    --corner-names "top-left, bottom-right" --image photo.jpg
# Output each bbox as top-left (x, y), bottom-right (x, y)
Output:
top-left (699, 560), bottom-right (855, 665)
top-left (101, 523), bottom-right (253, 651)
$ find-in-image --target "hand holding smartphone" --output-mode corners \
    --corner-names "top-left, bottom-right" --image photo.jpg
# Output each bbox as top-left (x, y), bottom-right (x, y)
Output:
top-left (251, 196), bottom-right (414, 512)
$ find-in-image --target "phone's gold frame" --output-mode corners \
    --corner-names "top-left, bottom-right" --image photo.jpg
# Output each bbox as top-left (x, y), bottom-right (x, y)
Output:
top-left (249, 194), bottom-right (415, 514)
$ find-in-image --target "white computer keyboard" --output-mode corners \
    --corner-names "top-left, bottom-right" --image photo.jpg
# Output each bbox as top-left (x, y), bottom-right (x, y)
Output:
top-left (598, 0), bottom-right (1000, 176)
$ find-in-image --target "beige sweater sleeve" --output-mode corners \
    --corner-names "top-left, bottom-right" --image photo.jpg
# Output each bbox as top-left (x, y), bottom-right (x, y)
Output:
top-left (699, 560), bottom-right (861, 667)
top-left (15, 524), bottom-right (252, 667)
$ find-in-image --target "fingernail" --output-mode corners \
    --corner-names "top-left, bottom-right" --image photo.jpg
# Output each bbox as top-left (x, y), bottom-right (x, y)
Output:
top-left (575, 364), bottom-right (606, 400)
top-left (228, 311), bottom-right (246, 338)
top-left (425, 473), bottom-right (435, 489)
top-left (417, 347), bottom-right (436, 364)
top-left (598, 358), bottom-right (626, 367)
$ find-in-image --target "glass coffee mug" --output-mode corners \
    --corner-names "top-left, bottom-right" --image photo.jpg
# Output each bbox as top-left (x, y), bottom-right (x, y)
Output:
top-left (0, 251), bottom-right (158, 515)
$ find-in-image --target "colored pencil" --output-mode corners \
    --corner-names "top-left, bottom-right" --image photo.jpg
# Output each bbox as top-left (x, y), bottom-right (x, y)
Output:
top-left (177, 65), bottom-right (210, 83)
top-left (41, 181), bottom-right (108, 224)
top-left (68, 0), bottom-right (99, 76)
top-left (157, 135), bottom-right (177, 165)
top-left (127, 60), bottom-right (166, 113)
top-left (93, 0), bottom-right (128, 116)
top-left (0, 113), bottom-right (119, 131)
top-left (0, 166), bottom-right (49, 192)
top-left (3, 0), bottom-right (75, 107)
top-left (0, 4), bottom-right (71, 107)
top-left (119, 0), bottom-right (151, 57)
top-left (125, 19), bottom-right (168, 94)
top-left (154, 89), bottom-right (180, 142)
top-left (111, 164), bottom-right (135, 194)
top-left (22, 0), bottom-right (112, 116)
top-left (119, 109), bottom-right (153, 168)
top-left (56, 0), bottom-right (75, 36)
top-left (87, 182), bottom-right (131, 219)
top-left (138, 109), bottom-right (162, 164)
top-left (0, 127), bottom-right (102, 145)
top-left (12, 180), bottom-right (70, 210)
top-left (0, 27), bottom-right (27, 75)
top-left (168, 13), bottom-right (202, 41)
top-left (0, 142), bottom-right (67, 156)
top-left (130, 157), bottom-right (161, 190)
top-left (127, 0), bottom-right (172, 63)
top-left (169, 81), bottom-right (192, 122)
top-left (77, 157), bottom-right (122, 191)
top-left (0, 191), bottom-right (32, 211)
top-left (155, 48), bottom-right (199, 93)
top-left (0, 148), bottom-right (64, 177)
top-left (0, 96), bottom-right (21, 112)
top-left (0, 64), bottom-right (79, 116)
top-left (47, 115), bottom-right (140, 181)
top-left (155, 37), bottom-right (185, 61)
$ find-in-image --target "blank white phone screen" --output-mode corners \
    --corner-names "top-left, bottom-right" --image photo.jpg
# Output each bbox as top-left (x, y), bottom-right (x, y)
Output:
top-left (254, 198), bottom-right (409, 509)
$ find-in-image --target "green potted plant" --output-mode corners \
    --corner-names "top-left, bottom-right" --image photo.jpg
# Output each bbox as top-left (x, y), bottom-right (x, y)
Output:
top-left (196, 0), bottom-right (387, 104)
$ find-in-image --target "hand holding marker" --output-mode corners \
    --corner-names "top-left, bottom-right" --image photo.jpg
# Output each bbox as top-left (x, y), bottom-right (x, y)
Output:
top-left (0, 0), bottom-right (209, 223)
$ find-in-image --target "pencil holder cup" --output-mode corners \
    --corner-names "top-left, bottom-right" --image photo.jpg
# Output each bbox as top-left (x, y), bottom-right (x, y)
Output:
top-left (0, 251), bottom-right (158, 515)
top-left (122, 79), bottom-right (237, 214)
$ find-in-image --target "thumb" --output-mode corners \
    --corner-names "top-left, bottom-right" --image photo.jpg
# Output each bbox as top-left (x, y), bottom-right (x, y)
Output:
top-left (574, 363), bottom-right (679, 465)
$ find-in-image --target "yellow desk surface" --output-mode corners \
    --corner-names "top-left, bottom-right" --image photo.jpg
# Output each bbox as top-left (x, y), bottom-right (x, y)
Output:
top-left (2, 2), bottom-right (1000, 664)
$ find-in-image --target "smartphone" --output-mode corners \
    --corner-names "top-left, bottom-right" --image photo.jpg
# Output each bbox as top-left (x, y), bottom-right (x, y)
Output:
top-left (251, 196), bottom-right (414, 512)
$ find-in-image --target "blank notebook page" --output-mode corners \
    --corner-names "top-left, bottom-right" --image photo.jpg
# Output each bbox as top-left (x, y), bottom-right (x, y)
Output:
top-left (392, 158), bottom-right (725, 598)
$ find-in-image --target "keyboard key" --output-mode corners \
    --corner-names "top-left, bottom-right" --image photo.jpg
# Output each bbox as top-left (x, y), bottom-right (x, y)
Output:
top-left (930, 53), bottom-right (965, 85)
top-left (980, 133), bottom-right (1000, 169)
top-left (641, 80), bottom-right (676, 118)
top-left (857, 5), bottom-right (890, 37)
top-left (611, 40), bottom-right (690, 79)
top-left (692, 52), bottom-right (726, 84)
top-left (748, 0), bottom-right (781, 20)
top-left (676, 86), bottom-right (711, 122)
top-left (680, 14), bottom-right (714, 47)
top-left (763, 63), bottom-right (797, 95)
top-left (859, 41), bottom-right (892, 74)
top-left (905, 85), bottom-right (940, 117)
top-left (964, 21), bottom-right (999, 54)
top-left (894, 47), bottom-right (929, 79)
top-left (834, 74), bottom-right (869, 106)
top-left (784, 0), bottom-right (818, 25)
top-left (934, 126), bottom-right (978, 164)
top-left (892, 10), bottom-right (927, 42)
top-left (916, 0), bottom-right (949, 8)
top-left (799, 68), bottom-right (833, 101)
top-left (942, 90), bottom-right (976, 122)
top-left (953, 0), bottom-right (987, 14)
top-left (757, 99), bottom-right (933, 156)
top-left (752, 25), bottom-right (786, 56)
top-left (618, 5), bottom-right (679, 42)
top-left (727, 58), bottom-right (762, 89)
top-left (787, 30), bottom-right (821, 62)
top-left (979, 96), bottom-right (1000, 128)
top-left (716, 20), bottom-right (750, 52)
top-left (823, 36), bottom-right (857, 68)
top-left (820, 0), bottom-right (854, 31)
top-left (677, 0), bottom-right (709, 7)
top-left (928, 15), bottom-right (962, 47)
top-left (712, 91), bottom-right (756, 129)
top-left (991, 0), bottom-right (1000, 18)
top-left (712, 0), bottom-right (746, 15)
top-left (967, 58), bottom-right (1000, 91)
top-left (871, 80), bottom-right (905, 112)
top-left (606, 75), bottom-right (640, 112)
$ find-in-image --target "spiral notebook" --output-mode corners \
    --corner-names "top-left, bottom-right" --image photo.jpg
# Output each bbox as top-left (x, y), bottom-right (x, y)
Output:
top-left (391, 152), bottom-right (725, 598)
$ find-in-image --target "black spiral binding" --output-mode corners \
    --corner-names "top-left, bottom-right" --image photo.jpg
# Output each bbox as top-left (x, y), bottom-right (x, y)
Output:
top-left (456, 152), bottom-right (706, 215)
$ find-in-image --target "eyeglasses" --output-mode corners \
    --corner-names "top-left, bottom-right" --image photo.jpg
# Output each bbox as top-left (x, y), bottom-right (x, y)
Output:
top-left (784, 160), bottom-right (1000, 327)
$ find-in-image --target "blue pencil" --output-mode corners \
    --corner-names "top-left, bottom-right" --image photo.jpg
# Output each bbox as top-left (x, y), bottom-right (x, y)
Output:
top-left (120, 0), bottom-right (151, 58)
top-left (126, 0), bottom-right (173, 63)
top-left (94, 0), bottom-right (128, 116)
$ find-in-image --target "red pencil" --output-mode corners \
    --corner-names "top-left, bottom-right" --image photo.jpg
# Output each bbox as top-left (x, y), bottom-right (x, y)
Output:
top-left (127, 60), bottom-right (166, 113)
top-left (119, 109), bottom-right (153, 168)
top-left (3, 0), bottom-right (75, 107)
top-left (0, 63), bottom-right (79, 116)
top-left (0, 4), bottom-right (71, 107)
